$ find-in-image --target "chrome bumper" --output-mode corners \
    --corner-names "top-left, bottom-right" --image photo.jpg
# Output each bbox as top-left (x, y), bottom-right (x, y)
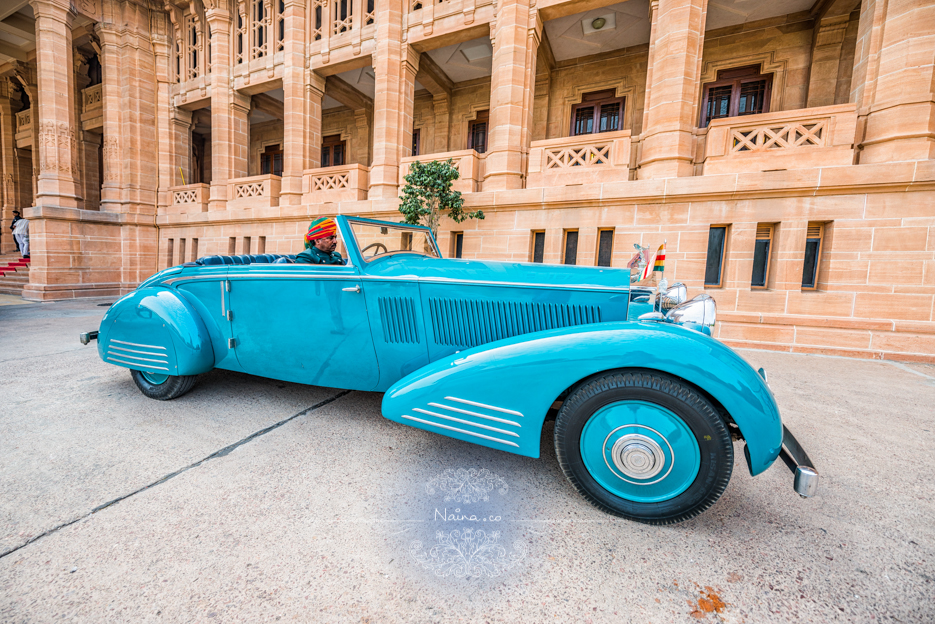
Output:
top-left (778, 425), bottom-right (819, 497)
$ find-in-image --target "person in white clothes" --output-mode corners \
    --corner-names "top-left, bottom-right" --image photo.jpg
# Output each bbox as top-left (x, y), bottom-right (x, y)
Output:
top-left (12, 215), bottom-right (28, 259)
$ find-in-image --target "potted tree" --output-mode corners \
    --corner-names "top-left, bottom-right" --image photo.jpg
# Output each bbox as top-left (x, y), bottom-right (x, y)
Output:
top-left (398, 159), bottom-right (484, 240)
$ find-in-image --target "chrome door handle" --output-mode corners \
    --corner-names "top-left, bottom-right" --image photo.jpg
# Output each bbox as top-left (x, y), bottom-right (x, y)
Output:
top-left (342, 285), bottom-right (361, 293)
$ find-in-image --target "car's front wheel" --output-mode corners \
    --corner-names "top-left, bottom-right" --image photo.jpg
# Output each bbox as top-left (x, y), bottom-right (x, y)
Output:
top-left (130, 370), bottom-right (197, 401)
top-left (554, 370), bottom-right (733, 525)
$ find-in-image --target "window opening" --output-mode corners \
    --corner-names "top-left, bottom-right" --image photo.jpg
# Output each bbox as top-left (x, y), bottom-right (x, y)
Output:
top-left (451, 232), bottom-right (463, 258)
top-left (261, 144), bottom-right (283, 176)
top-left (321, 135), bottom-right (346, 168)
top-left (468, 110), bottom-right (489, 154)
top-left (563, 230), bottom-right (579, 265)
top-left (571, 90), bottom-right (624, 136)
top-left (700, 65), bottom-right (772, 127)
top-left (597, 229), bottom-right (614, 267)
top-left (801, 222), bottom-right (824, 290)
top-left (412, 129), bottom-right (420, 156)
top-left (531, 231), bottom-right (545, 263)
top-left (704, 225), bottom-right (728, 287)
top-left (751, 224), bottom-right (774, 288)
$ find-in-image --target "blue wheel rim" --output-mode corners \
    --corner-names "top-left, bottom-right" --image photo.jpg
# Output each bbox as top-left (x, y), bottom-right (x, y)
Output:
top-left (141, 371), bottom-right (169, 385)
top-left (580, 400), bottom-right (700, 503)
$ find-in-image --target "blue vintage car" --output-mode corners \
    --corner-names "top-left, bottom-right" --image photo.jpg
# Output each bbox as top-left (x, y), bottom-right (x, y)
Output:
top-left (80, 216), bottom-right (817, 524)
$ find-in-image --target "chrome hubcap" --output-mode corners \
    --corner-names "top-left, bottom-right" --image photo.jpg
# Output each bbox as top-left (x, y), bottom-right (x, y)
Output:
top-left (611, 434), bottom-right (665, 479)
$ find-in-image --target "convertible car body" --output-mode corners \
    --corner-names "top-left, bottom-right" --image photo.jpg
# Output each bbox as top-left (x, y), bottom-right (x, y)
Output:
top-left (81, 216), bottom-right (818, 524)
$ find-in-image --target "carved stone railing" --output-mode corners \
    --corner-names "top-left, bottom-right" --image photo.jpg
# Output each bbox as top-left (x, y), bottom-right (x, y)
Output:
top-left (399, 150), bottom-right (484, 193)
top-left (526, 130), bottom-right (631, 188)
top-left (302, 163), bottom-right (369, 203)
top-left (14, 110), bottom-right (32, 148)
top-left (82, 84), bottom-right (102, 113)
top-left (166, 183), bottom-right (210, 214)
top-left (227, 174), bottom-right (281, 209)
top-left (702, 104), bottom-right (857, 175)
top-left (408, 0), bottom-right (489, 37)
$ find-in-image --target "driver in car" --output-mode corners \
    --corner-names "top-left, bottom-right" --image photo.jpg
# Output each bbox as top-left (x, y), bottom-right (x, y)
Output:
top-left (296, 217), bottom-right (346, 265)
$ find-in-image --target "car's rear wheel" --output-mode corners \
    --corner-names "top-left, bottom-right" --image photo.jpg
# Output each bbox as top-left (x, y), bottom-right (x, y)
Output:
top-left (130, 369), bottom-right (197, 401)
top-left (554, 370), bottom-right (733, 525)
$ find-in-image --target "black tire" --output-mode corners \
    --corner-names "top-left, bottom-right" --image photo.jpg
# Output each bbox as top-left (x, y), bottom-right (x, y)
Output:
top-left (554, 370), bottom-right (733, 525)
top-left (130, 369), bottom-right (197, 400)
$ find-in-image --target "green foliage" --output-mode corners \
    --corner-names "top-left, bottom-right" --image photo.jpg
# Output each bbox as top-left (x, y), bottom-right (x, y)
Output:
top-left (398, 159), bottom-right (484, 238)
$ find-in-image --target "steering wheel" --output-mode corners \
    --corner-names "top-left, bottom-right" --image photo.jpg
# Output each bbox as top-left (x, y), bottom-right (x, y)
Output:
top-left (360, 242), bottom-right (388, 258)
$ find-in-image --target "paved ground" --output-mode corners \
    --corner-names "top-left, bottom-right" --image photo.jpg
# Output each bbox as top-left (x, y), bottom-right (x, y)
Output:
top-left (0, 297), bottom-right (933, 623)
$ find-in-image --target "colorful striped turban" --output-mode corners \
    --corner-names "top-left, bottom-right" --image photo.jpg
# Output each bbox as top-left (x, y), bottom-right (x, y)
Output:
top-left (304, 217), bottom-right (337, 247)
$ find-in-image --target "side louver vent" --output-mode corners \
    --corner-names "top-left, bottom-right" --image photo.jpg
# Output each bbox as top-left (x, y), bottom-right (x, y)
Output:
top-left (429, 298), bottom-right (602, 348)
top-left (378, 296), bottom-right (420, 344)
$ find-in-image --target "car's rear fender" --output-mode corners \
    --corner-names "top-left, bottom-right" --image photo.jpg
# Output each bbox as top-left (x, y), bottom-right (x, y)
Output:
top-left (97, 287), bottom-right (216, 376)
top-left (382, 321), bottom-right (783, 476)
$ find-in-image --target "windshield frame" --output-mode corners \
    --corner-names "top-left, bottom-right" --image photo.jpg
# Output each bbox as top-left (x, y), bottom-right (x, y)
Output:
top-left (345, 217), bottom-right (442, 263)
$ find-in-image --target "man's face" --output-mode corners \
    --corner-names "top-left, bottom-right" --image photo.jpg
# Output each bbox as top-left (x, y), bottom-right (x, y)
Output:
top-left (314, 235), bottom-right (337, 253)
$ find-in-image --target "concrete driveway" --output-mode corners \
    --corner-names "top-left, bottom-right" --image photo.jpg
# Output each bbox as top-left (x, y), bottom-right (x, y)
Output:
top-left (1, 298), bottom-right (933, 623)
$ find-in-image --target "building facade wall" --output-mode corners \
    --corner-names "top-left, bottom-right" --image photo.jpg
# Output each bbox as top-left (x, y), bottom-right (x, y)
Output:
top-left (2, 0), bottom-right (935, 362)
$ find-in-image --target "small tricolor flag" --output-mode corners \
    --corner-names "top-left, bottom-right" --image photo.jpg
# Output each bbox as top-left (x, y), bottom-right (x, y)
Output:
top-left (639, 243), bottom-right (666, 281)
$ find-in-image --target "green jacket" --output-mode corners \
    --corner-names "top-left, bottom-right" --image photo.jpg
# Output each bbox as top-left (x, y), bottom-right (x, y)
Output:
top-left (295, 246), bottom-right (345, 265)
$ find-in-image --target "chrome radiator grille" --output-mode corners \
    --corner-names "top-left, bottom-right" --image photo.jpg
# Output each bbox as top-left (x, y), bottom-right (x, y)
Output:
top-left (428, 297), bottom-right (602, 348)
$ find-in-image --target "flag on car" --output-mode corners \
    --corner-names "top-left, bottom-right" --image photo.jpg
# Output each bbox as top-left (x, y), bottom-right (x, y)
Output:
top-left (639, 243), bottom-right (666, 281)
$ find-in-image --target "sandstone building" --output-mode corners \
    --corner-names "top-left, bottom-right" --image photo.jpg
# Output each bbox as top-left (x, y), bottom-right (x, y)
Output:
top-left (0, 0), bottom-right (934, 361)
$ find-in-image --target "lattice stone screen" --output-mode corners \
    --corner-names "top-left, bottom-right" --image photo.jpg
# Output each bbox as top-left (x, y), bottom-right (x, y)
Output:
top-left (730, 120), bottom-right (827, 153)
top-left (174, 189), bottom-right (199, 204)
top-left (311, 172), bottom-right (351, 191)
top-left (235, 182), bottom-right (266, 198)
top-left (546, 144), bottom-right (611, 169)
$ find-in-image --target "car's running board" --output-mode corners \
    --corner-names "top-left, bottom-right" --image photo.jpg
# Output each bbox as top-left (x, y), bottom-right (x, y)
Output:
top-left (778, 424), bottom-right (819, 498)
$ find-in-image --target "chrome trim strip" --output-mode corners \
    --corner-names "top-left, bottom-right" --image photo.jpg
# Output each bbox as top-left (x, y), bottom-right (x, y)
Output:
top-left (106, 351), bottom-right (169, 364)
top-left (444, 396), bottom-right (524, 417)
top-left (412, 408), bottom-right (520, 437)
top-left (109, 345), bottom-right (169, 358)
top-left (220, 280), bottom-right (226, 317)
top-left (111, 339), bottom-right (167, 350)
top-left (427, 402), bottom-right (521, 427)
top-left (162, 272), bottom-right (627, 293)
top-left (106, 356), bottom-right (169, 371)
top-left (402, 415), bottom-right (520, 447)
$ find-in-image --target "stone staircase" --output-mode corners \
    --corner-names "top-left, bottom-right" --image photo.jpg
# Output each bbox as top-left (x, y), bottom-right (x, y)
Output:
top-left (0, 254), bottom-right (30, 296)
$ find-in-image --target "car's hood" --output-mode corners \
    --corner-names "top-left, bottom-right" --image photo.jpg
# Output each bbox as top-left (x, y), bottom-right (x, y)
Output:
top-left (361, 255), bottom-right (630, 292)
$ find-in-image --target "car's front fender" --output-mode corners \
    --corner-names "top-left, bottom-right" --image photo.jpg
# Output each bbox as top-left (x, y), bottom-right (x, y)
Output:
top-left (98, 287), bottom-right (215, 376)
top-left (382, 321), bottom-right (783, 475)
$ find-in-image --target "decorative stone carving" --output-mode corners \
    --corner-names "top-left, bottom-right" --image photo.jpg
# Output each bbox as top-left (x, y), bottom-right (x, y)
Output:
top-left (103, 136), bottom-right (120, 181)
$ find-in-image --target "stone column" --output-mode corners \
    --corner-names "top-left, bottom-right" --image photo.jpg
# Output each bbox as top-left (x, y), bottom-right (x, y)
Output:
top-left (806, 16), bottom-right (851, 108)
top-left (637, 0), bottom-right (708, 179)
top-left (432, 94), bottom-right (450, 153)
top-left (307, 71), bottom-right (325, 168)
top-left (484, 0), bottom-right (539, 191)
top-left (151, 15), bottom-right (174, 208)
top-left (853, 0), bottom-right (935, 163)
top-left (96, 22), bottom-right (122, 208)
top-left (354, 108), bottom-right (371, 166)
top-left (206, 6), bottom-right (234, 208)
top-left (280, 0), bottom-right (307, 205)
top-left (368, 0), bottom-right (407, 199)
top-left (0, 80), bottom-right (17, 253)
top-left (31, 0), bottom-right (82, 208)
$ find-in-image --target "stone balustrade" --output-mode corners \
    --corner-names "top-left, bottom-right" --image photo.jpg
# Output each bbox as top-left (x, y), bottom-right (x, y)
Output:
top-left (14, 110), bottom-right (31, 148)
top-left (167, 183), bottom-right (210, 215)
top-left (302, 163), bottom-right (370, 203)
top-left (227, 174), bottom-right (282, 209)
top-left (399, 150), bottom-right (485, 193)
top-left (82, 84), bottom-right (102, 113)
top-left (407, 0), bottom-right (490, 36)
top-left (701, 104), bottom-right (858, 175)
top-left (525, 130), bottom-right (632, 188)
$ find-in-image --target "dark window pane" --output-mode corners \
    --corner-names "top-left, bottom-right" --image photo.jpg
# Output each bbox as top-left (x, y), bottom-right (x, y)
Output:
top-left (574, 106), bottom-right (594, 135)
top-left (322, 148), bottom-right (330, 168)
top-left (802, 238), bottom-right (821, 288)
top-left (261, 154), bottom-right (270, 175)
top-left (412, 129), bottom-right (420, 156)
top-left (739, 80), bottom-right (767, 116)
top-left (470, 122), bottom-right (487, 153)
top-left (564, 231), bottom-right (578, 266)
top-left (598, 103), bottom-right (619, 133)
top-left (533, 232), bottom-right (545, 263)
top-left (751, 239), bottom-right (770, 287)
top-left (706, 86), bottom-right (732, 126)
top-left (273, 153), bottom-right (282, 176)
top-left (704, 226), bottom-right (727, 286)
top-left (455, 233), bottom-right (463, 259)
top-left (333, 144), bottom-right (344, 166)
top-left (597, 230), bottom-right (614, 267)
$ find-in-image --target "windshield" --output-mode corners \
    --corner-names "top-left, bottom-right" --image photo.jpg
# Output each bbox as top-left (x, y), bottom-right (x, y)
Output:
top-left (349, 220), bottom-right (440, 262)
